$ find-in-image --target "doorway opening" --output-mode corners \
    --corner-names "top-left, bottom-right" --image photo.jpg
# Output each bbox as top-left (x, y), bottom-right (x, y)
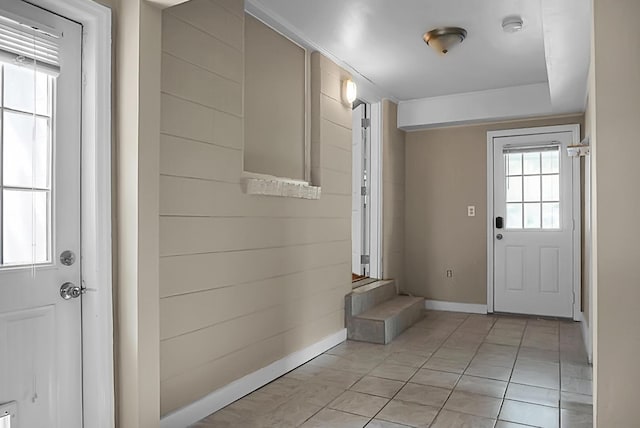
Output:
top-left (486, 124), bottom-right (581, 320)
top-left (351, 100), bottom-right (382, 288)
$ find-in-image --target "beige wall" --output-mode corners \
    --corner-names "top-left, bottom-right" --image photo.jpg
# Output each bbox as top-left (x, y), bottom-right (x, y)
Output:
top-left (382, 100), bottom-right (406, 288)
top-left (159, 0), bottom-right (352, 416)
top-left (244, 14), bottom-right (306, 179)
top-left (592, 0), bottom-right (640, 424)
top-left (404, 114), bottom-right (584, 304)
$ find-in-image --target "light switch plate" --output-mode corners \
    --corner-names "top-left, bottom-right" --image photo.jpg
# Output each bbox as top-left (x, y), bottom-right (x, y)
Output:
top-left (467, 205), bottom-right (476, 217)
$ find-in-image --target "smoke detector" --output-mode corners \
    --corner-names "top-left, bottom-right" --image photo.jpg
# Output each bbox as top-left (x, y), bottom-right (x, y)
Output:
top-left (502, 16), bottom-right (524, 33)
top-left (423, 27), bottom-right (467, 55)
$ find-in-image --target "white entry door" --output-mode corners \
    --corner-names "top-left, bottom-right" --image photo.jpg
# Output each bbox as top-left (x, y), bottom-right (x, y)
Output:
top-left (492, 130), bottom-right (577, 318)
top-left (0, 2), bottom-right (82, 427)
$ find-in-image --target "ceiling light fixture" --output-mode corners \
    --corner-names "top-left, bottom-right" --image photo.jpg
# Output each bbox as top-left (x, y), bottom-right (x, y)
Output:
top-left (342, 79), bottom-right (357, 104)
top-left (502, 16), bottom-right (524, 33)
top-left (423, 27), bottom-right (467, 55)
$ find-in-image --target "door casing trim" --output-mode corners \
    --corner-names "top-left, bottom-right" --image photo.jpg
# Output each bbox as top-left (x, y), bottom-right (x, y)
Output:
top-left (24, 0), bottom-right (114, 426)
top-left (486, 124), bottom-right (581, 320)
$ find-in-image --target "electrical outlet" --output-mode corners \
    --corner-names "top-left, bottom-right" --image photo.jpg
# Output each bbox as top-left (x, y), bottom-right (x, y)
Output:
top-left (446, 269), bottom-right (453, 278)
top-left (467, 205), bottom-right (476, 217)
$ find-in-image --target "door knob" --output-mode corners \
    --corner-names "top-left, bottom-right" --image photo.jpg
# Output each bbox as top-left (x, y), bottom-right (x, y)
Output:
top-left (496, 234), bottom-right (503, 240)
top-left (60, 282), bottom-right (85, 300)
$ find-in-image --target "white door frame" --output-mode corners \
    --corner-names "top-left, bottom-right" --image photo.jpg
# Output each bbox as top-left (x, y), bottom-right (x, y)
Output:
top-left (486, 124), bottom-right (581, 320)
top-left (25, 0), bottom-right (114, 426)
top-left (368, 101), bottom-right (382, 279)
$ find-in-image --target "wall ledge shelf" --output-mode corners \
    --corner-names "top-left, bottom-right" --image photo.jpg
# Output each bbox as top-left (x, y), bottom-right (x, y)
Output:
top-left (242, 172), bottom-right (321, 200)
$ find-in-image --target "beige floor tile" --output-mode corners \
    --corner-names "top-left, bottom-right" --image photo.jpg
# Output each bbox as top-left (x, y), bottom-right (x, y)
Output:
top-left (294, 381), bottom-right (346, 406)
top-left (409, 368), bottom-right (460, 389)
top-left (560, 363), bottom-right (592, 380)
top-left (197, 408), bottom-right (261, 428)
top-left (430, 409), bottom-right (496, 428)
top-left (443, 390), bottom-right (503, 419)
top-left (384, 352), bottom-right (430, 368)
top-left (560, 408), bottom-right (593, 428)
top-left (350, 376), bottom-right (405, 398)
top-left (310, 367), bottom-right (364, 389)
top-left (465, 361), bottom-right (513, 381)
top-left (511, 360), bottom-right (559, 390)
top-left (261, 398), bottom-right (323, 427)
top-left (376, 399), bottom-right (440, 428)
top-left (225, 391), bottom-right (288, 416)
top-left (517, 347), bottom-right (560, 363)
top-left (423, 356), bottom-right (469, 374)
top-left (499, 399), bottom-right (559, 428)
top-left (506, 383), bottom-right (559, 407)
top-left (300, 408), bottom-right (370, 428)
top-left (560, 391), bottom-right (592, 413)
top-left (495, 422), bottom-right (535, 428)
top-left (560, 376), bottom-right (592, 396)
top-left (329, 390), bottom-right (389, 417)
top-left (370, 362), bottom-right (419, 381)
top-left (455, 375), bottom-right (507, 398)
top-left (395, 382), bottom-right (451, 407)
top-left (365, 419), bottom-right (412, 428)
top-left (257, 376), bottom-right (303, 398)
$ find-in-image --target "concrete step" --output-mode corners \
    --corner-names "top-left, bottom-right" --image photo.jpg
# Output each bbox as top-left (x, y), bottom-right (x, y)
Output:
top-left (345, 279), bottom-right (396, 319)
top-left (347, 295), bottom-right (424, 345)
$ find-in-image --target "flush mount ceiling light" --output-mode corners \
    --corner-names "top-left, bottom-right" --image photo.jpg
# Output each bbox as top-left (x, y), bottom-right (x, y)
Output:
top-left (502, 15), bottom-right (524, 33)
top-left (423, 27), bottom-right (467, 55)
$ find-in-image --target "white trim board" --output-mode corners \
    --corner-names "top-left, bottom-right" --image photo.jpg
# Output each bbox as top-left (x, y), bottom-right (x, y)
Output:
top-left (160, 329), bottom-right (347, 428)
top-left (25, 0), bottom-right (114, 427)
top-left (579, 311), bottom-right (593, 364)
top-left (425, 300), bottom-right (488, 315)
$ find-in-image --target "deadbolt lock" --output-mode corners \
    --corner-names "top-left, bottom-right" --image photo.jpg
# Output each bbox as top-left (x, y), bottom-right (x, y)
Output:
top-left (60, 250), bottom-right (76, 266)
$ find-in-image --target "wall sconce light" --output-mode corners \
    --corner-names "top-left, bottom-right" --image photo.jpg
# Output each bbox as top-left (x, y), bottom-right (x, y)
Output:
top-left (567, 137), bottom-right (590, 157)
top-left (342, 79), bottom-right (357, 104)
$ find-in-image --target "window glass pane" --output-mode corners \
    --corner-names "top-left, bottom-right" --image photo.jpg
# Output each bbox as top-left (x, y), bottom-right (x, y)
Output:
top-left (542, 174), bottom-right (560, 201)
top-left (2, 190), bottom-right (49, 265)
top-left (506, 176), bottom-right (522, 202)
top-left (541, 150), bottom-right (560, 174)
top-left (3, 111), bottom-right (50, 188)
top-left (542, 202), bottom-right (560, 229)
top-left (506, 153), bottom-right (522, 176)
top-left (523, 152), bottom-right (540, 175)
top-left (523, 175), bottom-right (541, 202)
top-left (524, 203), bottom-right (541, 229)
top-left (4, 64), bottom-right (50, 116)
top-left (506, 203), bottom-right (523, 229)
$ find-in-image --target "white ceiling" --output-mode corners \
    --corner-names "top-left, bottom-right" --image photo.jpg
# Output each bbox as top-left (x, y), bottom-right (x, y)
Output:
top-left (246, 0), bottom-right (590, 128)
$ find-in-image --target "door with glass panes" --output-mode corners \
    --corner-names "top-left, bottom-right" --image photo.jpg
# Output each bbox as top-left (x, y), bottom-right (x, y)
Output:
top-left (0, 2), bottom-right (82, 427)
top-left (493, 131), bottom-right (575, 318)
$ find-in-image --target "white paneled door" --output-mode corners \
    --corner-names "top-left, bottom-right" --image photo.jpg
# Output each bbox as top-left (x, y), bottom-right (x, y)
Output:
top-left (493, 131), bottom-right (576, 318)
top-left (0, 2), bottom-right (82, 427)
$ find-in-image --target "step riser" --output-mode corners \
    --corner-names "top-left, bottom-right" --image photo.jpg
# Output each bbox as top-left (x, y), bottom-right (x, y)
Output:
top-left (347, 281), bottom-right (396, 318)
top-left (348, 298), bottom-right (424, 344)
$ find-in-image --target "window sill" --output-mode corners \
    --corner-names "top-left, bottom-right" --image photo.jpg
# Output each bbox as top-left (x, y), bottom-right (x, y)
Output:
top-left (241, 172), bottom-right (321, 200)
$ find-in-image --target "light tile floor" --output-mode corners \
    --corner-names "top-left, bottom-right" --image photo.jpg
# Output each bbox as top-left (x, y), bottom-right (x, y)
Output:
top-left (193, 311), bottom-right (593, 428)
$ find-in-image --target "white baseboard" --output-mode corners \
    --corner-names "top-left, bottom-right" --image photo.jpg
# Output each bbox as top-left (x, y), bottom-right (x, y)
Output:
top-left (578, 311), bottom-right (593, 364)
top-left (425, 300), bottom-right (488, 314)
top-left (160, 328), bottom-right (347, 428)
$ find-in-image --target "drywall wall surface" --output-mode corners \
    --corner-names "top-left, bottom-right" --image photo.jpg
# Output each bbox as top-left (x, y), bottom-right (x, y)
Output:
top-left (244, 14), bottom-right (306, 180)
top-left (159, 0), bottom-right (352, 415)
top-left (592, 0), bottom-right (640, 424)
top-left (381, 100), bottom-right (406, 288)
top-left (404, 114), bottom-right (584, 304)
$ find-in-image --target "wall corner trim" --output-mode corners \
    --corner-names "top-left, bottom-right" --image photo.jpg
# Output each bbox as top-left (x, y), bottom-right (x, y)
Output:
top-left (159, 328), bottom-right (347, 428)
top-left (424, 300), bottom-right (489, 315)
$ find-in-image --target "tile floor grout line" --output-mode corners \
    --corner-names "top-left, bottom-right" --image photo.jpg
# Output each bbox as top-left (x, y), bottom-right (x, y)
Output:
top-left (368, 312), bottom-right (471, 427)
top-left (494, 316), bottom-right (529, 426)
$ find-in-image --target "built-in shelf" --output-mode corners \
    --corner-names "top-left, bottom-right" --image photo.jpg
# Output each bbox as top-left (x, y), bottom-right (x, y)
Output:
top-left (242, 172), bottom-right (321, 200)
